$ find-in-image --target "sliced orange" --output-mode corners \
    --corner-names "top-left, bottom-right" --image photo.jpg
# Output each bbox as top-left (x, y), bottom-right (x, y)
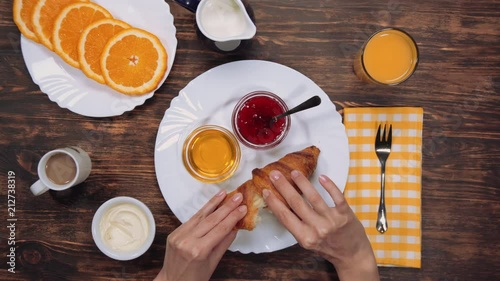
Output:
top-left (78, 19), bottom-right (131, 84)
top-left (13, 0), bottom-right (39, 42)
top-left (31, 0), bottom-right (87, 50)
top-left (100, 28), bottom-right (168, 96)
top-left (52, 2), bottom-right (112, 68)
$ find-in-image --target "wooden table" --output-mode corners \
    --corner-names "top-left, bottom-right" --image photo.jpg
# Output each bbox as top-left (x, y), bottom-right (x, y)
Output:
top-left (1, 0), bottom-right (498, 280)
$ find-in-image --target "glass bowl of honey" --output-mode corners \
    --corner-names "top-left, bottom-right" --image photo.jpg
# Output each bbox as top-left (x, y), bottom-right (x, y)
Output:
top-left (232, 91), bottom-right (291, 150)
top-left (182, 125), bottom-right (241, 183)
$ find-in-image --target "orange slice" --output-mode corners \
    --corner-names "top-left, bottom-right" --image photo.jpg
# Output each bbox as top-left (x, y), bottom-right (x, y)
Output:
top-left (78, 19), bottom-right (131, 84)
top-left (52, 2), bottom-right (112, 68)
top-left (31, 0), bottom-right (87, 50)
top-left (100, 28), bottom-right (168, 96)
top-left (13, 0), bottom-right (39, 42)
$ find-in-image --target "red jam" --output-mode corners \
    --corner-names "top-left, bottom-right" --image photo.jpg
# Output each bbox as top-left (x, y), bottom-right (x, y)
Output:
top-left (236, 96), bottom-right (286, 145)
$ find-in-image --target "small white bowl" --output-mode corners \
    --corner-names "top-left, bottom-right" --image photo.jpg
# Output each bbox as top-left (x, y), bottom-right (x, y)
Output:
top-left (92, 196), bottom-right (156, 261)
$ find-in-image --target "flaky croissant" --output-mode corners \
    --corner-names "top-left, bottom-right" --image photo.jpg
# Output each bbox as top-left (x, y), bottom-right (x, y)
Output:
top-left (221, 146), bottom-right (320, 230)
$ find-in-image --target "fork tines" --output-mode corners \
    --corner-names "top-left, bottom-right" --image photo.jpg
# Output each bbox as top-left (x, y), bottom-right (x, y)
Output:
top-left (376, 124), bottom-right (393, 145)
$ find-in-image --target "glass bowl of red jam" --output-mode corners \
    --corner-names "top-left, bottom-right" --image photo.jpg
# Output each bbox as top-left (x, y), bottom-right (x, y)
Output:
top-left (232, 91), bottom-right (290, 149)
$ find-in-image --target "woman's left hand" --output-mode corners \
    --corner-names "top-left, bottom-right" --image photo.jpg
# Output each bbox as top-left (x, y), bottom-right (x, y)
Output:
top-left (155, 190), bottom-right (247, 281)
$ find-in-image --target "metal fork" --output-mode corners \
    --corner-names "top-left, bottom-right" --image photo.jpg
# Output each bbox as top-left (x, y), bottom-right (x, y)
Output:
top-left (375, 124), bottom-right (392, 234)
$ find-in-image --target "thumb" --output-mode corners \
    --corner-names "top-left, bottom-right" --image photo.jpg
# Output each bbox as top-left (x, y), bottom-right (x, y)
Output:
top-left (209, 230), bottom-right (237, 268)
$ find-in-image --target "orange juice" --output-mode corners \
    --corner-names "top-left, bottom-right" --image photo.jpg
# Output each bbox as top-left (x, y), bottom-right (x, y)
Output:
top-left (182, 125), bottom-right (240, 183)
top-left (355, 28), bottom-right (418, 85)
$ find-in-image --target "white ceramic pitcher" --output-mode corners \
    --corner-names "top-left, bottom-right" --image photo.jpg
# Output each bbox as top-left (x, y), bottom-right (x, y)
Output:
top-left (196, 0), bottom-right (256, 52)
top-left (172, 0), bottom-right (256, 52)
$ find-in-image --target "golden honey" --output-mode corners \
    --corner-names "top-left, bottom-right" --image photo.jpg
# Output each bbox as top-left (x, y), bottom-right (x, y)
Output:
top-left (182, 125), bottom-right (240, 183)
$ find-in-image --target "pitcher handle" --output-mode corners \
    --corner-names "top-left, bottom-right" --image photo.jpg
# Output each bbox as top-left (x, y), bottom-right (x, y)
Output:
top-left (173, 0), bottom-right (201, 13)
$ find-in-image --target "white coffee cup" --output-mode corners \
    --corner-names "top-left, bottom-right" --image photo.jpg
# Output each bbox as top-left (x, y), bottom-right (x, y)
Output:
top-left (30, 147), bottom-right (92, 196)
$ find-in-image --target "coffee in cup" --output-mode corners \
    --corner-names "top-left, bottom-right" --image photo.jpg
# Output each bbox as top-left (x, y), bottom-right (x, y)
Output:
top-left (30, 147), bottom-right (92, 196)
top-left (45, 152), bottom-right (77, 185)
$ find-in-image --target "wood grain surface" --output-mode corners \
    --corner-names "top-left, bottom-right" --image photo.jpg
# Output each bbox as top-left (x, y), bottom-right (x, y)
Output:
top-left (1, 0), bottom-right (499, 280)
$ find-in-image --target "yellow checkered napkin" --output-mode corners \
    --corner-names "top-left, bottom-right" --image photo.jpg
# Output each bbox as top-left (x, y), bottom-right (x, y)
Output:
top-left (343, 107), bottom-right (423, 268)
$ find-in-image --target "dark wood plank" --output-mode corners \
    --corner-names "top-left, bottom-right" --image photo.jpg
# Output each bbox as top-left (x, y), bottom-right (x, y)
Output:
top-left (0, 0), bottom-right (499, 280)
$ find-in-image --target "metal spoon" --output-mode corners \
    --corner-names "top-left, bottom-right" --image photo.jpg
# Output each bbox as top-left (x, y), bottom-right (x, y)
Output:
top-left (271, 95), bottom-right (322, 123)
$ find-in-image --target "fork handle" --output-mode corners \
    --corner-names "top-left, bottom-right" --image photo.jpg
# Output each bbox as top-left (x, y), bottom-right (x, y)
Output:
top-left (376, 163), bottom-right (388, 234)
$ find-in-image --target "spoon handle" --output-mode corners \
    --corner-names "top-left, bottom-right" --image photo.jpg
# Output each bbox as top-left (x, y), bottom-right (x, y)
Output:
top-left (273, 95), bottom-right (321, 121)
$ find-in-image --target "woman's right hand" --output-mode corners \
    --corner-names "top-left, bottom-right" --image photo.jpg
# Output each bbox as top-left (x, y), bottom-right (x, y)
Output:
top-left (263, 170), bottom-right (380, 281)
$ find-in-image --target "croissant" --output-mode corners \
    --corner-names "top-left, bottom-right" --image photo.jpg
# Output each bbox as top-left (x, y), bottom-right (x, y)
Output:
top-left (221, 146), bottom-right (320, 230)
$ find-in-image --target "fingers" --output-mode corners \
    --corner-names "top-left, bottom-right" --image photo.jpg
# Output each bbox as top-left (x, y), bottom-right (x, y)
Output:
top-left (183, 190), bottom-right (228, 229)
top-left (290, 170), bottom-right (330, 214)
top-left (262, 186), bottom-right (305, 237)
top-left (202, 204), bottom-right (247, 249)
top-left (195, 190), bottom-right (228, 218)
top-left (319, 175), bottom-right (347, 208)
top-left (193, 193), bottom-right (243, 237)
top-left (269, 170), bottom-right (317, 222)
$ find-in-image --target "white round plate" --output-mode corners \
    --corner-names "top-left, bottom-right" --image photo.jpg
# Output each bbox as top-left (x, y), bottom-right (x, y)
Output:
top-left (154, 60), bottom-right (349, 254)
top-left (20, 0), bottom-right (177, 117)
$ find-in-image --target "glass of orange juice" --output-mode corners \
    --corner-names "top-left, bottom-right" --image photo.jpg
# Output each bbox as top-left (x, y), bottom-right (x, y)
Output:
top-left (354, 28), bottom-right (419, 85)
top-left (182, 125), bottom-right (241, 183)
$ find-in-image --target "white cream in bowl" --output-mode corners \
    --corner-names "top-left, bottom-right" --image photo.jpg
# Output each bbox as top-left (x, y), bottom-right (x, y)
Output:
top-left (99, 203), bottom-right (149, 252)
top-left (92, 197), bottom-right (155, 260)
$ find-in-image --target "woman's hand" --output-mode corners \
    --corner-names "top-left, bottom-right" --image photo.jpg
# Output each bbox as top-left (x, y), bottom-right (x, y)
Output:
top-left (155, 190), bottom-right (247, 281)
top-left (263, 170), bottom-right (379, 281)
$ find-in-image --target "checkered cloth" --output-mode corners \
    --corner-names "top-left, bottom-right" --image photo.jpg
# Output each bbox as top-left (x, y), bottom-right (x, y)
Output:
top-left (343, 107), bottom-right (423, 268)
